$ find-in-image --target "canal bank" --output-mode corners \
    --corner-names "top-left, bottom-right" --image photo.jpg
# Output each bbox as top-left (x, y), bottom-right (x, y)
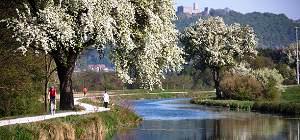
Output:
top-left (191, 86), bottom-right (300, 116)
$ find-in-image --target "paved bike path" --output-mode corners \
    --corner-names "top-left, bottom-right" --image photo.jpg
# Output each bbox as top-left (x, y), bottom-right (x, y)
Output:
top-left (0, 97), bottom-right (110, 127)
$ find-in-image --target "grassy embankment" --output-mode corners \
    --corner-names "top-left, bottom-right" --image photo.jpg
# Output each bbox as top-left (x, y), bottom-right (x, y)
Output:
top-left (191, 86), bottom-right (300, 116)
top-left (79, 89), bottom-right (211, 108)
top-left (80, 89), bottom-right (212, 106)
top-left (110, 89), bottom-right (212, 100)
top-left (0, 105), bottom-right (140, 140)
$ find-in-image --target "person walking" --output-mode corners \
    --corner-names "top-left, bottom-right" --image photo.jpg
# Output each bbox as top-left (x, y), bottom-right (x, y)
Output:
top-left (48, 86), bottom-right (57, 115)
top-left (103, 89), bottom-right (109, 108)
top-left (83, 87), bottom-right (88, 97)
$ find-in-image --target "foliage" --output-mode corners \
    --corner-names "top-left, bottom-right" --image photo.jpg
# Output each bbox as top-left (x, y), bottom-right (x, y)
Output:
top-left (180, 16), bottom-right (257, 98)
top-left (162, 73), bottom-right (193, 90)
top-left (3, 0), bottom-right (184, 91)
top-left (0, 125), bottom-right (39, 140)
top-left (0, 1), bottom-right (48, 117)
top-left (220, 73), bottom-right (263, 100)
top-left (181, 16), bottom-right (257, 70)
top-left (251, 68), bottom-right (283, 100)
top-left (110, 0), bottom-right (185, 90)
top-left (253, 48), bottom-right (295, 85)
top-left (276, 64), bottom-right (295, 85)
top-left (72, 71), bottom-right (124, 91)
top-left (257, 48), bottom-right (285, 64)
top-left (220, 68), bottom-right (284, 101)
top-left (0, 48), bottom-right (44, 117)
top-left (282, 42), bottom-right (299, 66)
top-left (180, 65), bottom-right (214, 90)
top-left (248, 56), bottom-right (275, 69)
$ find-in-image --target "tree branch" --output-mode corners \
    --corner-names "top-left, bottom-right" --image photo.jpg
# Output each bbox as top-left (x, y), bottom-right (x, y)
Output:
top-left (27, 0), bottom-right (38, 17)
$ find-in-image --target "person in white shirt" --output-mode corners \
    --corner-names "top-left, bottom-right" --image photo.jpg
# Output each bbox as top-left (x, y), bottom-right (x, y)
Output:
top-left (103, 89), bottom-right (109, 108)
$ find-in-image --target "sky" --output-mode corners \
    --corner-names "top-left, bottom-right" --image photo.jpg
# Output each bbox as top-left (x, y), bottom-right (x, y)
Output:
top-left (175, 0), bottom-right (300, 20)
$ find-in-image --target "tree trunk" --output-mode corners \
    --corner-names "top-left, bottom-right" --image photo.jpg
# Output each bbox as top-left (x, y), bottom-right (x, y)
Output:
top-left (212, 68), bottom-right (222, 99)
top-left (44, 79), bottom-right (48, 112)
top-left (56, 64), bottom-right (75, 110)
top-left (52, 50), bottom-right (78, 110)
top-left (44, 55), bottom-right (48, 112)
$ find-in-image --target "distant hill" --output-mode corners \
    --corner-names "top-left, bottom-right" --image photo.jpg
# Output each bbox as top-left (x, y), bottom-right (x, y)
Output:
top-left (176, 8), bottom-right (300, 48)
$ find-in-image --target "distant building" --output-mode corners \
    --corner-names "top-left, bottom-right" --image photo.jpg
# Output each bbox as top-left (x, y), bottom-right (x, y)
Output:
top-left (177, 1), bottom-right (201, 15)
top-left (88, 64), bottom-right (114, 72)
top-left (202, 7), bottom-right (209, 16)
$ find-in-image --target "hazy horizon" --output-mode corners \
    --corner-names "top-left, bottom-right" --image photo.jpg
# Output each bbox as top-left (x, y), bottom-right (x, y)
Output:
top-left (175, 0), bottom-right (300, 20)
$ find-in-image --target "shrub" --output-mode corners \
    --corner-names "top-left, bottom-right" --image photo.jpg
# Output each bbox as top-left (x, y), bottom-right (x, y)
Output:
top-left (276, 64), bottom-right (296, 85)
top-left (0, 48), bottom-right (45, 118)
top-left (220, 73), bottom-right (263, 100)
top-left (0, 89), bottom-right (43, 118)
top-left (251, 68), bottom-right (284, 100)
top-left (72, 71), bottom-right (124, 91)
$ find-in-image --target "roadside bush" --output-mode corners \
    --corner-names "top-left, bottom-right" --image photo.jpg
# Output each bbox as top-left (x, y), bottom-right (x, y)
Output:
top-left (72, 71), bottom-right (124, 91)
top-left (220, 73), bottom-right (263, 100)
top-left (0, 88), bottom-right (43, 118)
top-left (252, 68), bottom-right (284, 100)
top-left (220, 68), bottom-right (283, 101)
top-left (0, 49), bottom-right (44, 118)
top-left (276, 64), bottom-right (296, 85)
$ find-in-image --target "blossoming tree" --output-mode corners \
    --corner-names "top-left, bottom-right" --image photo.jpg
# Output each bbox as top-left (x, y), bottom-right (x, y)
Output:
top-left (180, 17), bottom-right (257, 98)
top-left (4, 0), bottom-right (184, 110)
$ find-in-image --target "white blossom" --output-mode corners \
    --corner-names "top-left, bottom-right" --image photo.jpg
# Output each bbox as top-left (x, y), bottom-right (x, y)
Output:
top-left (4, 0), bottom-right (184, 90)
top-left (181, 17), bottom-right (257, 70)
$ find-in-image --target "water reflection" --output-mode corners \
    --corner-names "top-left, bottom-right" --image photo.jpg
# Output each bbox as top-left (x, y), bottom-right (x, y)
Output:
top-left (113, 99), bottom-right (300, 140)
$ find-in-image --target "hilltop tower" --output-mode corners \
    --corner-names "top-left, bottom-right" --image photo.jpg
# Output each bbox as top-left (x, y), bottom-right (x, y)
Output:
top-left (193, 1), bottom-right (200, 14)
top-left (177, 0), bottom-right (201, 15)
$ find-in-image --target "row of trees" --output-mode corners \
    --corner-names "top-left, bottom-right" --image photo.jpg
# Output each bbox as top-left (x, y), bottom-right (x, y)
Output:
top-left (1, 0), bottom-right (298, 112)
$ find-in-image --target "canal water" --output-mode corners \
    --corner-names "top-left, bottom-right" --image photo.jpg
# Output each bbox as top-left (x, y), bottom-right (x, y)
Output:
top-left (112, 98), bottom-right (300, 140)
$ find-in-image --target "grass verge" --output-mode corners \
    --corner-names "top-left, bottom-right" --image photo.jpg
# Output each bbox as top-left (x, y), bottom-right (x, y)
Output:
top-left (0, 105), bottom-right (140, 140)
top-left (191, 99), bottom-right (254, 111)
top-left (191, 86), bottom-right (300, 116)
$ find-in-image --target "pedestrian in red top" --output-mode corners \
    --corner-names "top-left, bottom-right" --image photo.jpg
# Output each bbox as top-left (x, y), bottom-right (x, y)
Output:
top-left (83, 87), bottom-right (88, 97)
top-left (48, 86), bottom-right (56, 115)
top-left (49, 86), bottom-right (56, 101)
